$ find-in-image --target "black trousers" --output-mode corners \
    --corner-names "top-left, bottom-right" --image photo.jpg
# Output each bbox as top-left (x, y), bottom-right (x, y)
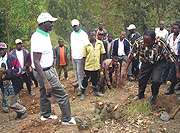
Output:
top-left (22, 73), bottom-right (32, 93)
top-left (168, 62), bottom-right (180, 91)
top-left (82, 70), bottom-right (99, 91)
top-left (138, 60), bottom-right (166, 98)
top-left (30, 70), bottom-right (39, 87)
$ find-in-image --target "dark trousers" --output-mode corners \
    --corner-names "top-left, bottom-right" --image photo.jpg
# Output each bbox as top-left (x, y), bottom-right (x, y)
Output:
top-left (138, 60), bottom-right (166, 98)
top-left (81, 70), bottom-right (99, 92)
top-left (99, 71), bottom-right (112, 92)
top-left (168, 62), bottom-right (180, 91)
top-left (30, 70), bottom-right (39, 87)
top-left (162, 61), bottom-right (174, 83)
top-left (57, 66), bottom-right (68, 79)
top-left (22, 73), bottom-right (32, 93)
top-left (132, 58), bottom-right (139, 78)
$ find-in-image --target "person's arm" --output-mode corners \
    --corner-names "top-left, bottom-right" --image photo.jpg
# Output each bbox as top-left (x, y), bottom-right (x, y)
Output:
top-left (23, 52), bottom-right (31, 71)
top-left (33, 52), bottom-right (52, 95)
top-left (100, 54), bottom-right (104, 70)
top-left (82, 57), bottom-right (86, 77)
top-left (52, 48), bottom-right (56, 68)
top-left (122, 58), bottom-right (132, 78)
top-left (173, 60), bottom-right (180, 80)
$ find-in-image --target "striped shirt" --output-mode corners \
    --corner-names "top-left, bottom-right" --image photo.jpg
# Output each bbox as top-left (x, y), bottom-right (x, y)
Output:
top-left (128, 36), bottom-right (176, 64)
top-left (102, 59), bottom-right (121, 86)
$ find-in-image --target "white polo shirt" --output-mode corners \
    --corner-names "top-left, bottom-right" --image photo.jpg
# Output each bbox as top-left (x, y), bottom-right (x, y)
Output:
top-left (118, 39), bottom-right (125, 56)
top-left (70, 28), bottom-right (89, 59)
top-left (155, 28), bottom-right (168, 41)
top-left (31, 28), bottom-right (53, 69)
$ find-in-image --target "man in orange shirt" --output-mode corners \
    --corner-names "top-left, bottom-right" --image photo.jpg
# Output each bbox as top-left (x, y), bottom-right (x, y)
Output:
top-left (54, 39), bottom-right (68, 80)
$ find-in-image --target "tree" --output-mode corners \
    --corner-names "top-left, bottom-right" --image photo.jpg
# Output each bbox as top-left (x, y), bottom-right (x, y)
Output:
top-left (1, 0), bottom-right (46, 51)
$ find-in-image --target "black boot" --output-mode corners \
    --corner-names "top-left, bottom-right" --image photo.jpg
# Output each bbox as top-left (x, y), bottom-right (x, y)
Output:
top-left (80, 89), bottom-right (85, 101)
top-left (164, 88), bottom-right (174, 95)
top-left (93, 87), bottom-right (104, 97)
top-left (175, 85), bottom-right (180, 90)
top-left (147, 96), bottom-right (156, 105)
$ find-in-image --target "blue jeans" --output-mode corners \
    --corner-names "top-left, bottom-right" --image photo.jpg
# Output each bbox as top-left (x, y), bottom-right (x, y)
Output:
top-left (162, 61), bottom-right (174, 82)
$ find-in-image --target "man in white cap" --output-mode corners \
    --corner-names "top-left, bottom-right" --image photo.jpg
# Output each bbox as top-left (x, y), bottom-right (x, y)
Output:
top-left (127, 24), bottom-right (141, 80)
top-left (70, 19), bottom-right (89, 94)
top-left (31, 12), bottom-right (76, 125)
top-left (10, 39), bottom-right (36, 96)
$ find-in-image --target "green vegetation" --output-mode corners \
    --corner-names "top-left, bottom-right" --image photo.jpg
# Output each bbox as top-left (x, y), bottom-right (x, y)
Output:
top-left (1, 0), bottom-right (179, 52)
top-left (125, 101), bottom-right (153, 119)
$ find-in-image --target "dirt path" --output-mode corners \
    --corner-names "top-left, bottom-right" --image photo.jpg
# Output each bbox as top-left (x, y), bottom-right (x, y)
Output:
top-left (0, 70), bottom-right (180, 133)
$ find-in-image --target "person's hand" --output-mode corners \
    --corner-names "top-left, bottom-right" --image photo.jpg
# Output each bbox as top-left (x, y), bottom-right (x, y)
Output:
top-left (116, 84), bottom-right (119, 89)
top-left (83, 71), bottom-right (86, 77)
top-left (109, 85), bottom-right (113, 89)
top-left (22, 66), bottom-right (26, 71)
top-left (0, 67), bottom-right (6, 74)
top-left (122, 70), bottom-right (127, 79)
top-left (44, 82), bottom-right (52, 95)
top-left (176, 72), bottom-right (180, 81)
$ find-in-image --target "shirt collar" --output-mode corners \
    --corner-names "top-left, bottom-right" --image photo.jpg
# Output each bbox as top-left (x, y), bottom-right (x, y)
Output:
top-left (36, 28), bottom-right (49, 37)
top-left (87, 39), bottom-right (101, 46)
top-left (76, 28), bottom-right (82, 34)
top-left (0, 53), bottom-right (8, 68)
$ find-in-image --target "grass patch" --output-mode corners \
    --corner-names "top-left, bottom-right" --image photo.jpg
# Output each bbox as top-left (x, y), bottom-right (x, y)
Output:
top-left (124, 100), bottom-right (153, 118)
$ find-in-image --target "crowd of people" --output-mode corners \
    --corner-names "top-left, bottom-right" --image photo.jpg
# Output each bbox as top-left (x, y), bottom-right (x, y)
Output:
top-left (0, 12), bottom-right (180, 126)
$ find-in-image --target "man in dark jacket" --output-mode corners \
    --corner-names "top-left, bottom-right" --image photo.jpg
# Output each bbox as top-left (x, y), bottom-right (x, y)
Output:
top-left (111, 31), bottom-right (133, 80)
top-left (127, 24), bottom-right (141, 79)
top-left (10, 39), bottom-right (35, 96)
top-left (0, 42), bottom-right (27, 119)
top-left (54, 39), bottom-right (68, 80)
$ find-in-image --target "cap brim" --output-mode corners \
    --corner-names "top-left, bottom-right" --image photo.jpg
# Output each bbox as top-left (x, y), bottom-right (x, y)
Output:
top-left (50, 17), bottom-right (57, 22)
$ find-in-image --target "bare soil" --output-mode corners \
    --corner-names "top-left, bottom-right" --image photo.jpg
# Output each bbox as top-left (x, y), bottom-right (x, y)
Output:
top-left (0, 70), bottom-right (180, 133)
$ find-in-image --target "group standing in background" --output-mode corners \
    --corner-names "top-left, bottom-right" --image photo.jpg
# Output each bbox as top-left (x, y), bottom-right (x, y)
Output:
top-left (1, 11), bottom-right (180, 124)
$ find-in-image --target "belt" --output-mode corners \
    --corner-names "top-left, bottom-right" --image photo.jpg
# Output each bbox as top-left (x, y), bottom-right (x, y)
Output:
top-left (34, 66), bottom-right (52, 71)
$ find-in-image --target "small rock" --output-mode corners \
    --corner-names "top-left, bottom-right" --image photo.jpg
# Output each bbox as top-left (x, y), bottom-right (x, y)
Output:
top-left (93, 127), bottom-right (99, 132)
top-left (72, 96), bottom-right (75, 100)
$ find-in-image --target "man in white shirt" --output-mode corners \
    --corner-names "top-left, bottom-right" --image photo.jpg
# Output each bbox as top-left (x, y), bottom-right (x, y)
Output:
top-left (111, 31), bottom-right (133, 80)
top-left (31, 12), bottom-right (76, 125)
top-left (70, 19), bottom-right (89, 92)
top-left (155, 21), bottom-right (169, 41)
top-left (10, 39), bottom-right (35, 96)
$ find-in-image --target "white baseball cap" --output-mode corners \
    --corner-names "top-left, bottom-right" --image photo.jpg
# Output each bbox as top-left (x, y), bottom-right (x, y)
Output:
top-left (15, 39), bottom-right (22, 44)
top-left (37, 12), bottom-right (57, 24)
top-left (71, 19), bottom-right (79, 26)
top-left (127, 24), bottom-right (136, 30)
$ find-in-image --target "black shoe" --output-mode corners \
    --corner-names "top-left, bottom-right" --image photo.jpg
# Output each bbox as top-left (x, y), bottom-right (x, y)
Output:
top-left (94, 91), bottom-right (104, 97)
top-left (176, 92), bottom-right (180, 95)
top-left (14, 113), bottom-right (21, 120)
top-left (20, 111), bottom-right (27, 119)
top-left (133, 95), bottom-right (144, 101)
top-left (175, 86), bottom-right (180, 90)
top-left (15, 111), bottom-right (27, 120)
top-left (147, 96), bottom-right (156, 105)
top-left (164, 89), bottom-right (174, 95)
